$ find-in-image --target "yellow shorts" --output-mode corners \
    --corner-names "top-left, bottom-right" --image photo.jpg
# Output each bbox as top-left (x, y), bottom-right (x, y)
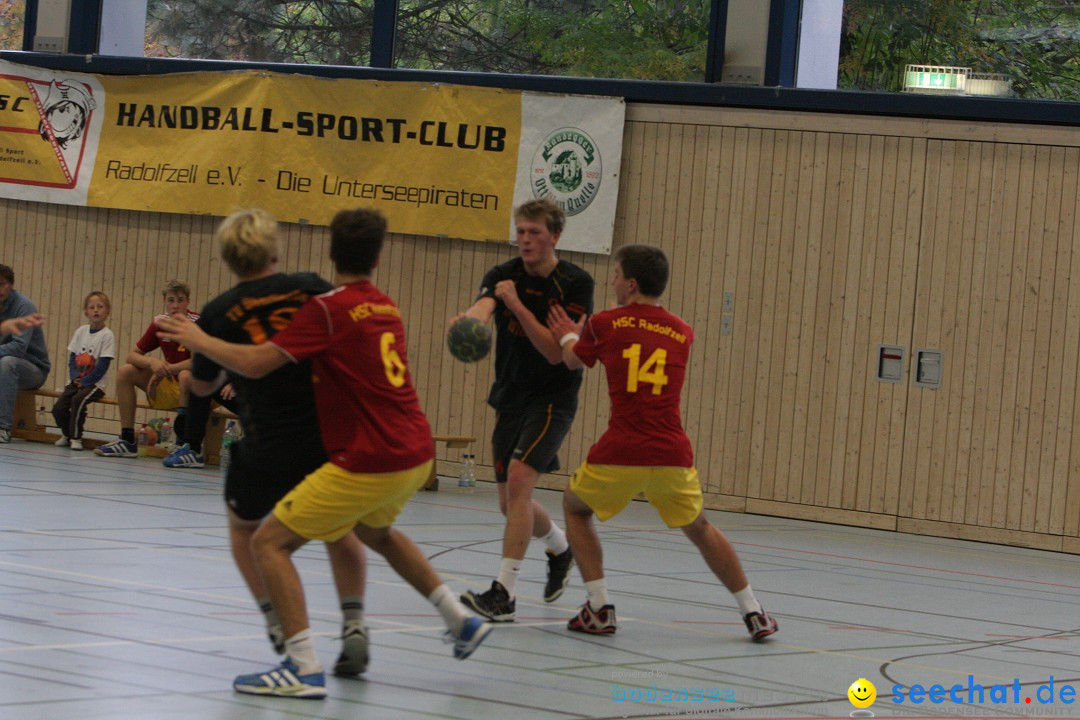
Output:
top-left (145, 376), bottom-right (180, 410)
top-left (273, 459), bottom-right (434, 542)
top-left (569, 463), bottom-right (704, 528)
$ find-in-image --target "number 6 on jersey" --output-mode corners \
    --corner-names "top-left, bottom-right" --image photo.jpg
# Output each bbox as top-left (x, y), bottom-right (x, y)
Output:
top-left (380, 331), bottom-right (407, 387)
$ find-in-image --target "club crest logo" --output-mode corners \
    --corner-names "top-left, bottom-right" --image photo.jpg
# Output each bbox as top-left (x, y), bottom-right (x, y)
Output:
top-left (0, 73), bottom-right (97, 190)
top-left (531, 127), bottom-right (601, 216)
top-left (38, 80), bottom-right (96, 151)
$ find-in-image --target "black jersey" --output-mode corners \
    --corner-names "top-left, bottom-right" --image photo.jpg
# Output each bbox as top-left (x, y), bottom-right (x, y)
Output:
top-left (478, 257), bottom-right (594, 413)
top-left (194, 272), bottom-right (333, 446)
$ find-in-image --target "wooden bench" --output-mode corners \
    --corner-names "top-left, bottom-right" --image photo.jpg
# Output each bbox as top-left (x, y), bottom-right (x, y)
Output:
top-left (14, 387), bottom-right (476, 483)
top-left (12, 388), bottom-right (236, 464)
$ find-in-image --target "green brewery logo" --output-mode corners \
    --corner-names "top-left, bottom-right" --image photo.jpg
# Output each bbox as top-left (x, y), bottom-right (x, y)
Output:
top-left (531, 127), bottom-right (601, 216)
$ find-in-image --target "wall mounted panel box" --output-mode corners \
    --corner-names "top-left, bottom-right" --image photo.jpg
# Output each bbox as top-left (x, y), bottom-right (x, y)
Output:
top-left (877, 345), bottom-right (904, 384)
top-left (967, 73), bottom-right (1013, 97)
top-left (33, 0), bottom-right (72, 52)
top-left (914, 349), bottom-right (943, 389)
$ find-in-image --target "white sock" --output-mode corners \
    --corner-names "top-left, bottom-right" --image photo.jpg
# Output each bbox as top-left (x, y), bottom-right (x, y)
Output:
top-left (428, 584), bottom-right (469, 635)
top-left (496, 557), bottom-right (522, 598)
top-left (539, 525), bottom-right (569, 555)
top-left (283, 628), bottom-right (321, 675)
top-left (733, 585), bottom-right (762, 616)
top-left (340, 595), bottom-right (364, 627)
top-left (584, 579), bottom-right (609, 610)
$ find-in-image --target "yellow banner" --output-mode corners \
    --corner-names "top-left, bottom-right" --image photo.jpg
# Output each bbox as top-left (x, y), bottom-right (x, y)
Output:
top-left (0, 60), bottom-right (624, 249)
top-left (92, 72), bottom-right (520, 241)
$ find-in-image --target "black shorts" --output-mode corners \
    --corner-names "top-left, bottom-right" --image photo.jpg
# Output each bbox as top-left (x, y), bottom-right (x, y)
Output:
top-left (491, 403), bottom-right (576, 483)
top-left (225, 432), bottom-right (327, 521)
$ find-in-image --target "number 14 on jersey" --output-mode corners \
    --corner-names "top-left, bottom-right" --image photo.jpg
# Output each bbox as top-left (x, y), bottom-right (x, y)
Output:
top-left (622, 343), bottom-right (668, 394)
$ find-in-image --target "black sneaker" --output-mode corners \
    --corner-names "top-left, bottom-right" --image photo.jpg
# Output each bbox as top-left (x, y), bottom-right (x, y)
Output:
top-left (461, 581), bottom-right (516, 622)
top-left (543, 547), bottom-right (574, 602)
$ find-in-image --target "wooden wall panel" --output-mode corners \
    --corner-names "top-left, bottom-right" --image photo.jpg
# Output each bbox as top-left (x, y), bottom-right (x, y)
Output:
top-left (819, 134), bottom-right (855, 509)
top-left (752, 129), bottom-right (779, 500)
top-left (731, 128), bottom-right (766, 499)
top-left (681, 125), bottom-right (715, 496)
top-left (900, 140), bottom-right (1080, 546)
top-left (704, 127), bottom-right (738, 499)
top-left (858, 136), bottom-right (892, 515)
top-left (754, 129), bottom-right (788, 504)
top-left (1026, 148), bottom-right (1059, 535)
top-left (3, 102), bottom-right (1079, 553)
top-left (1057, 148), bottom-right (1080, 539)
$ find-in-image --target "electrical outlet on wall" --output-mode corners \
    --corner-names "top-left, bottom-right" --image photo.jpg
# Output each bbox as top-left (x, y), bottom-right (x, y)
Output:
top-left (722, 65), bottom-right (762, 85)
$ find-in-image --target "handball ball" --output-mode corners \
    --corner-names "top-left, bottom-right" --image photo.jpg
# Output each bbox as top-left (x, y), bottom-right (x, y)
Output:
top-left (448, 316), bottom-right (492, 363)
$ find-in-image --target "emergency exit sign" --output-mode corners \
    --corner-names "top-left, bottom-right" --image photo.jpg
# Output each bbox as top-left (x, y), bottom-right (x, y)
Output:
top-left (903, 65), bottom-right (969, 94)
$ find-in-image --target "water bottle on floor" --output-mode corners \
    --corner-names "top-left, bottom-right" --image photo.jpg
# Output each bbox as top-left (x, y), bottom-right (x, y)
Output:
top-left (221, 421), bottom-right (240, 474)
top-left (159, 417), bottom-right (173, 448)
top-left (458, 453), bottom-right (475, 493)
top-left (136, 424), bottom-right (156, 456)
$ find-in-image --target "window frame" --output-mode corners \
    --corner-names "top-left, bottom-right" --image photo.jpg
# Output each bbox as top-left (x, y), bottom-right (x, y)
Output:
top-left (7, 0), bottom-right (1078, 127)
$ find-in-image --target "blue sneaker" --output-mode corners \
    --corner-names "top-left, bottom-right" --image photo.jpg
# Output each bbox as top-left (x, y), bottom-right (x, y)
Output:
top-left (233, 658), bottom-right (326, 698)
top-left (94, 438), bottom-right (137, 458)
top-left (162, 443), bottom-right (204, 468)
top-left (446, 615), bottom-right (492, 660)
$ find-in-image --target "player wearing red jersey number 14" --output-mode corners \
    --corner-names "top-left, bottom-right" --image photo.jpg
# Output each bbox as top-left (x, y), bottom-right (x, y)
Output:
top-left (547, 244), bottom-right (778, 641)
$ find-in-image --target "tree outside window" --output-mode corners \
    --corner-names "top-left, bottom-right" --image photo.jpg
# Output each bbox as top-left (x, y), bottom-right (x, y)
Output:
top-left (144, 0), bottom-right (711, 81)
top-left (840, 0), bottom-right (1080, 101)
top-left (0, 0), bottom-right (26, 51)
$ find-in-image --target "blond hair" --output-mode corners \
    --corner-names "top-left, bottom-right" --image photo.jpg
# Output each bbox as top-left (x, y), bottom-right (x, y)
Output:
top-left (84, 290), bottom-right (111, 311)
top-left (162, 279), bottom-right (190, 299)
top-left (216, 208), bottom-right (279, 277)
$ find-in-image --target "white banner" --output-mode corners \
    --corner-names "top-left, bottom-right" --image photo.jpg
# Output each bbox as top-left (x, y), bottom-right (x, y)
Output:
top-left (512, 92), bottom-right (625, 254)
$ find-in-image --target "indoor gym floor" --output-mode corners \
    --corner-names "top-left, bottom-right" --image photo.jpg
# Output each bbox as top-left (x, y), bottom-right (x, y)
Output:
top-left (1, 438), bottom-right (1077, 720)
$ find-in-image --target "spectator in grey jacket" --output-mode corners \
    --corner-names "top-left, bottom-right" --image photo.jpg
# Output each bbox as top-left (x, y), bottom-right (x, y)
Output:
top-left (0, 264), bottom-right (51, 443)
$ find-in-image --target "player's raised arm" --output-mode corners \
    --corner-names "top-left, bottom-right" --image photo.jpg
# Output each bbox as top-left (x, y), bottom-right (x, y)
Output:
top-left (156, 313), bottom-right (286, 379)
top-left (546, 304), bottom-right (585, 370)
top-left (497, 279), bottom-right (564, 364)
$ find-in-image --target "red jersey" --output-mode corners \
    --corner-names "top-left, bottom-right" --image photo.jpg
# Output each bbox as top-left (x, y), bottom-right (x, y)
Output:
top-left (572, 303), bottom-right (694, 467)
top-left (137, 312), bottom-right (199, 364)
top-left (271, 280), bottom-right (434, 473)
